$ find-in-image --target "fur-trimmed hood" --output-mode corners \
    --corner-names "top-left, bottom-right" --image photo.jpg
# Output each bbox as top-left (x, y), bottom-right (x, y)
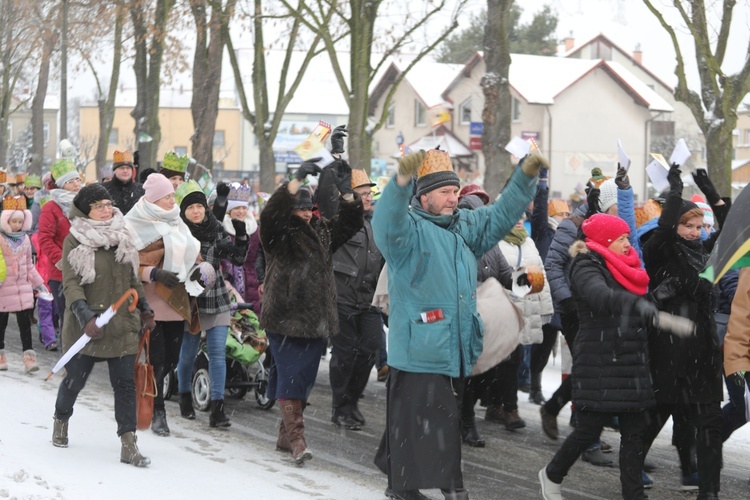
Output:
top-left (0, 209), bottom-right (33, 233)
top-left (568, 240), bottom-right (588, 258)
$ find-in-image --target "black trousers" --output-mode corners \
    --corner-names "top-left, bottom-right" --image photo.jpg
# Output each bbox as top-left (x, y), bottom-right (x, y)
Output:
top-left (476, 344), bottom-right (521, 411)
top-left (546, 410), bottom-right (648, 500)
top-left (0, 309), bottom-right (34, 351)
top-left (530, 323), bottom-right (558, 374)
top-left (150, 320), bottom-right (185, 411)
top-left (55, 352), bottom-right (137, 436)
top-left (329, 304), bottom-right (382, 411)
top-left (644, 401), bottom-right (721, 495)
top-left (543, 312), bottom-right (578, 416)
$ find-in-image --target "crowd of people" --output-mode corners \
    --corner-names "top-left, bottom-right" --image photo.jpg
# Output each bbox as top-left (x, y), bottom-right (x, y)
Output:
top-left (0, 127), bottom-right (748, 500)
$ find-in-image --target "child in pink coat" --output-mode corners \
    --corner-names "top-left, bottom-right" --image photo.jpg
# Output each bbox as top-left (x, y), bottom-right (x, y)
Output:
top-left (0, 208), bottom-right (46, 373)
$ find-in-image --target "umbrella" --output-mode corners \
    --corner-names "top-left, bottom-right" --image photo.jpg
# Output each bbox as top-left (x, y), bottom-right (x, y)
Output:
top-left (45, 289), bottom-right (139, 381)
top-left (701, 184), bottom-right (750, 283)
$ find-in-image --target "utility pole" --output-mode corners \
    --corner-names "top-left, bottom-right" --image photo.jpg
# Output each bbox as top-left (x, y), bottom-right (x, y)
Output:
top-left (60, 0), bottom-right (68, 140)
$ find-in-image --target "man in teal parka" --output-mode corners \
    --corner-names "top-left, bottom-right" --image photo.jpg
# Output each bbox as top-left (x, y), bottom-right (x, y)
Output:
top-left (372, 148), bottom-right (546, 500)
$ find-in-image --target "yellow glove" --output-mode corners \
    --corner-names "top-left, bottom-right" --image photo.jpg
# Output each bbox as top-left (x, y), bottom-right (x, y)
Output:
top-left (398, 150), bottom-right (426, 177)
top-left (521, 149), bottom-right (550, 177)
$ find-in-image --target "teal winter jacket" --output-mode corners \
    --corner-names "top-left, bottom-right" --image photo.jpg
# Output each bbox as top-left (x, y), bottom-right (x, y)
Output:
top-left (372, 167), bottom-right (537, 377)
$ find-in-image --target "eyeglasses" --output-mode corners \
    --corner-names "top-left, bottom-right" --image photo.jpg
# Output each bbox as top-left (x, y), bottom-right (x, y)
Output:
top-left (65, 177), bottom-right (82, 185)
top-left (90, 201), bottom-right (114, 211)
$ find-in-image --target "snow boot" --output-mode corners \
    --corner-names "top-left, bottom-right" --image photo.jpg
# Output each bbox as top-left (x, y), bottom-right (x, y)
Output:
top-left (120, 431), bottom-right (150, 467)
top-left (209, 399), bottom-right (231, 428)
top-left (461, 416), bottom-right (486, 447)
top-left (52, 417), bottom-right (68, 448)
top-left (529, 371), bottom-right (546, 405)
top-left (281, 399), bottom-right (312, 464)
top-left (151, 408), bottom-right (170, 436)
top-left (23, 349), bottom-right (39, 373)
top-left (179, 392), bottom-right (195, 420)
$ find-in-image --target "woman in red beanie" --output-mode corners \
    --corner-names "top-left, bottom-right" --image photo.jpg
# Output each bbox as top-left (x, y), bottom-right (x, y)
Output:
top-left (539, 213), bottom-right (658, 500)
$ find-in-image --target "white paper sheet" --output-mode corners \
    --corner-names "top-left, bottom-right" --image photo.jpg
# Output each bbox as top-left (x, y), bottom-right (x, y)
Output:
top-left (670, 138), bottom-right (691, 166)
top-left (617, 139), bottom-right (631, 171)
top-left (505, 136), bottom-right (531, 158)
top-left (646, 159), bottom-right (670, 192)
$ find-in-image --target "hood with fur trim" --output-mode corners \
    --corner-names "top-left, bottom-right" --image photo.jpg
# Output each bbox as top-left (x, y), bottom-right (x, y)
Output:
top-left (568, 240), bottom-right (588, 259)
top-left (0, 209), bottom-right (32, 234)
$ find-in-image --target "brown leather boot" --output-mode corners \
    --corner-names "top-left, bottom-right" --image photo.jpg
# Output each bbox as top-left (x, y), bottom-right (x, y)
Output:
top-left (280, 399), bottom-right (312, 464)
top-left (276, 419), bottom-right (291, 452)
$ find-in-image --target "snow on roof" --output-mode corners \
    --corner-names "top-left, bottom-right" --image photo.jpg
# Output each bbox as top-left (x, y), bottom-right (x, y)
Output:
top-left (732, 158), bottom-right (750, 170)
top-left (397, 60), bottom-right (464, 108)
top-left (604, 60), bottom-right (673, 112)
top-left (393, 128), bottom-right (472, 158)
top-left (508, 54), bottom-right (600, 104)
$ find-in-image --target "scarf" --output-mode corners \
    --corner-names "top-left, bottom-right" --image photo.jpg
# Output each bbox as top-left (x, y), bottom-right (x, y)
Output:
top-left (503, 227), bottom-right (528, 246)
top-left (50, 189), bottom-right (77, 217)
top-left (586, 240), bottom-right (649, 295)
top-left (125, 197), bottom-right (201, 281)
top-left (183, 210), bottom-right (224, 243)
top-left (222, 213), bottom-right (258, 238)
top-left (676, 237), bottom-right (710, 272)
top-left (67, 208), bottom-right (140, 285)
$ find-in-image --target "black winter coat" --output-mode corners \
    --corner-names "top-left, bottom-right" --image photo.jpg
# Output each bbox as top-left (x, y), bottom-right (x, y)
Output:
top-left (103, 177), bottom-right (145, 215)
top-left (642, 188), bottom-right (725, 404)
top-left (568, 242), bottom-right (655, 413)
top-left (259, 184), bottom-right (363, 339)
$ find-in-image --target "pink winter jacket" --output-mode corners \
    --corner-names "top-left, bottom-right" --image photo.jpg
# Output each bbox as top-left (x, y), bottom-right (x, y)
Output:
top-left (0, 210), bottom-right (45, 312)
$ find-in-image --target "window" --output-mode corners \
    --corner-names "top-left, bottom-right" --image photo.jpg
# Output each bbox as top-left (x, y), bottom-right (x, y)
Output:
top-left (744, 129), bottom-right (750, 145)
top-left (651, 121), bottom-right (675, 136)
top-left (214, 130), bottom-right (225, 147)
top-left (415, 100), bottom-right (426, 127)
top-left (174, 146), bottom-right (188, 157)
top-left (109, 128), bottom-right (119, 145)
top-left (43, 123), bottom-right (49, 145)
top-left (460, 98), bottom-right (472, 125)
top-left (386, 104), bottom-right (395, 128)
top-left (512, 98), bottom-right (521, 122)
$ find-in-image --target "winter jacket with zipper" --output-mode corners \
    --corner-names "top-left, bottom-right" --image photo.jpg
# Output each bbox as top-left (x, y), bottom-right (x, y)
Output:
top-left (259, 184), bottom-right (364, 339)
top-left (372, 166), bottom-right (536, 378)
top-left (102, 177), bottom-right (145, 215)
top-left (0, 212), bottom-right (44, 312)
top-left (568, 241), bottom-right (655, 413)
top-left (37, 199), bottom-right (71, 282)
top-left (724, 267), bottom-right (750, 375)
top-left (544, 202), bottom-right (587, 310)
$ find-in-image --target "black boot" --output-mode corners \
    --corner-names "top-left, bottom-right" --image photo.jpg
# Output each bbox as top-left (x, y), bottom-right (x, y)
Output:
top-left (179, 393), bottom-right (195, 420)
top-left (461, 416), bottom-right (485, 448)
top-left (151, 409), bottom-right (170, 436)
top-left (528, 371), bottom-right (546, 405)
top-left (209, 399), bottom-right (231, 428)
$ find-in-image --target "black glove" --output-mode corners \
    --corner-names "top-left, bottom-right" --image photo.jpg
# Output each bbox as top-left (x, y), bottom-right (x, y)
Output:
top-left (84, 316), bottom-right (103, 339)
top-left (516, 273), bottom-right (531, 287)
top-left (334, 159), bottom-right (353, 195)
top-left (190, 267), bottom-right (203, 282)
top-left (539, 166), bottom-right (549, 182)
top-left (331, 125), bottom-right (347, 154)
top-left (727, 372), bottom-right (746, 389)
top-left (294, 158), bottom-right (323, 182)
top-left (585, 182), bottom-right (601, 217)
top-left (691, 168), bottom-right (721, 205)
top-left (140, 310), bottom-right (156, 332)
top-left (634, 299), bottom-right (659, 326)
top-left (216, 182), bottom-right (230, 198)
top-left (152, 268), bottom-right (180, 289)
top-left (559, 297), bottom-right (577, 319)
top-left (667, 163), bottom-right (683, 192)
top-left (231, 218), bottom-right (247, 238)
top-left (615, 164), bottom-right (630, 190)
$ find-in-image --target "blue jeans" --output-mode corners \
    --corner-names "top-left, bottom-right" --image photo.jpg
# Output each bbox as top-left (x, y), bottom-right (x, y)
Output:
top-left (722, 374), bottom-right (748, 442)
top-left (177, 326), bottom-right (228, 401)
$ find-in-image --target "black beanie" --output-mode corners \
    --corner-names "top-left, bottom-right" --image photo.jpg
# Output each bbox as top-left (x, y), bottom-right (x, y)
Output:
top-left (180, 191), bottom-right (208, 215)
top-left (680, 200), bottom-right (700, 216)
top-left (74, 183), bottom-right (112, 216)
top-left (293, 188), bottom-right (315, 210)
top-left (415, 170), bottom-right (461, 198)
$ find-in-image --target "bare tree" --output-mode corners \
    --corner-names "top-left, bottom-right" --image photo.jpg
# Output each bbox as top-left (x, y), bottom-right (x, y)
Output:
top-left (643, 0), bottom-right (750, 195)
top-left (481, 0), bottom-right (513, 198)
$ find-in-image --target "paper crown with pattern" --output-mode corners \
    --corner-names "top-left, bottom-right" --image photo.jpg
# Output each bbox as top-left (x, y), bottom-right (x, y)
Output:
top-left (351, 169), bottom-right (375, 189)
top-left (24, 174), bottom-right (42, 188)
top-left (175, 179), bottom-right (204, 206)
top-left (161, 151), bottom-right (190, 174)
top-left (51, 158), bottom-right (77, 181)
top-left (3, 195), bottom-right (27, 211)
top-left (417, 149), bottom-right (454, 178)
top-left (228, 183), bottom-right (252, 203)
top-left (113, 149), bottom-right (134, 167)
top-left (548, 199), bottom-right (570, 218)
top-left (11, 173), bottom-right (25, 185)
top-left (0, 169), bottom-right (5, 183)
top-left (635, 199), bottom-right (662, 228)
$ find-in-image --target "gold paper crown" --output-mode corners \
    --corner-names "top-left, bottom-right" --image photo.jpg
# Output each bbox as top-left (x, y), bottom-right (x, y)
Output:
top-left (51, 158), bottom-right (77, 181)
top-left (3, 195), bottom-right (27, 211)
top-left (113, 150), bottom-right (134, 166)
top-left (635, 199), bottom-right (662, 228)
top-left (228, 183), bottom-right (252, 203)
top-left (417, 149), bottom-right (453, 178)
top-left (11, 173), bottom-right (26, 185)
top-left (5, 173), bottom-right (17, 184)
top-left (162, 151), bottom-right (190, 174)
top-left (24, 174), bottom-right (42, 188)
top-left (0, 170), bottom-right (5, 183)
top-left (175, 180), bottom-right (204, 206)
top-left (548, 199), bottom-right (571, 217)
top-left (351, 169), bottom-right (375, 189)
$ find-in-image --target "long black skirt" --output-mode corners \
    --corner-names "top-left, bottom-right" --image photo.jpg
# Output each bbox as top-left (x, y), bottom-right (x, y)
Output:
top-left (374, 368), bottom-right (464, 491)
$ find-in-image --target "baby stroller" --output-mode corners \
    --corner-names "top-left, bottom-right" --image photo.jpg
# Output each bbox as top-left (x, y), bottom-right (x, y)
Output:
top-left (190, 303), bottom-right (275, 411)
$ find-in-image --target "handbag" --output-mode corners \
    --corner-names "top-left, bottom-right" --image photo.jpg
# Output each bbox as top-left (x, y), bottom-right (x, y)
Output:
top-left (134, 329), bottom-right (157, 430)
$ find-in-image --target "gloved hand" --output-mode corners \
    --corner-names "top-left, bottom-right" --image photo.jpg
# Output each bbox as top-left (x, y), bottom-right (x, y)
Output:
top-left (216, 182), bottom-right (230, 199)
top-left (615, 164), bottom-right (630, 190)
top-left (231, 219), bottom-right (247, 238)
top-left (667, 163), bottom-right (683, 192)
top-left (585, 182), bottom-right (601, 217)
top-left (294, 158), bottom-right (323, 182)
top-left (634, 299), bottom-right (659, 326)
top-left (334, 159), bottom-right (353, 195)
top-left (516, 273), bottom-right (531, 287)
top-left (140, 310), bottom-right (156, 332)
top-left (727, 371), bottom-right (746, 389)
top-left (521, 149), bottom-right (550, 177)
top-left (152, 268), bottom-right (180, 289)
top-left (397, 150), bottom-right (425, 177)
top-left (331, 125), bottom-right (347, 154)
top-left (559, 297), bottom-right (577, 319)
top-left (34, 284), bottom-right (50, 295)
top-left (84, 316), bottom-right (103, 339)
top-left (692, 168), bottom-right (721, 205)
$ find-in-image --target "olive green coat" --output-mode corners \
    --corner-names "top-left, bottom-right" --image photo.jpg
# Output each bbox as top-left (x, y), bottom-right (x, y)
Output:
top-left (61, 212), bottom-right (146, 358)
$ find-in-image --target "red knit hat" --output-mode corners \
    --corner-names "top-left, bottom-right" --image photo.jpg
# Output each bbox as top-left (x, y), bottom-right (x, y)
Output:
top-left (581, 213), bottom-right (630, 246)
top-left (458, 184), bottom-right (490, 205)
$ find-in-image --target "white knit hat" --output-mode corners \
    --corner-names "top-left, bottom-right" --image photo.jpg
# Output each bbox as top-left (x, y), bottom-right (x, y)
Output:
top-left (598, 179), bottom-right (618, 213)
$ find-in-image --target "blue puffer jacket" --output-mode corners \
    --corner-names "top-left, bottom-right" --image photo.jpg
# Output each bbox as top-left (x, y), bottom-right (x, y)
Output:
top-left (544, 202), bottom-right (587, 310)
top-left (372, 167), bottom-right (536, 377)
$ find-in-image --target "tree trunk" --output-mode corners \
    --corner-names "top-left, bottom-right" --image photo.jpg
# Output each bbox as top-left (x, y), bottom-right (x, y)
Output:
top-left (705, 123), bottom-right (734, 197)
top-left (60, 0), bottom-right (68, 141)
top-left (95, 6), bottom-right (124, 175)
top-left (481, 0), bottom-right (513, 200)
top-left (30, 30), bottom-right (58, 175)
